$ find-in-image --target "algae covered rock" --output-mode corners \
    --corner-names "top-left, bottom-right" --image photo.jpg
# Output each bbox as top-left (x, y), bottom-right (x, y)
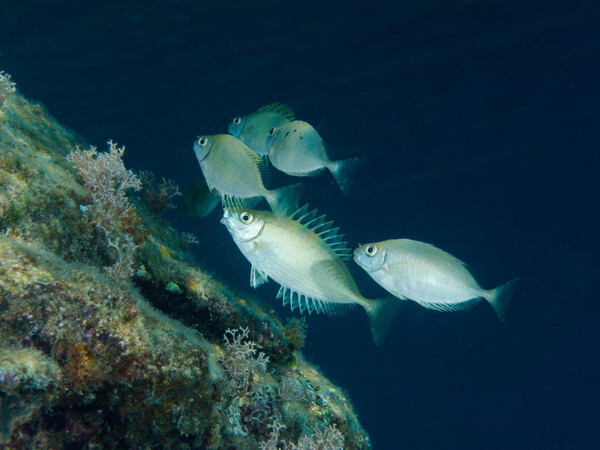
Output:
top-left (0, 87), bottom-right (370, 448)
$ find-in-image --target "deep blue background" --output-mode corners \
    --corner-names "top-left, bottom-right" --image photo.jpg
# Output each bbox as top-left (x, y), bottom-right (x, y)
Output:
top-left (2, 1), bottom-right (599, 448)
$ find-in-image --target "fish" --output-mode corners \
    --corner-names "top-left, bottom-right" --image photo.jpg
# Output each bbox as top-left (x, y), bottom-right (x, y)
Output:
top-left (193, 134), bottom-right (302, 215)
top-left (265, 120), bottom-right (364, 194)
top-left (228, 103), bottom-right (295, 157)
top-left (220, 205), bottom-right (402, 345)
top-left (353, 239), bottom-right (519, 321)
top-left (178, 180), bottom-right (220, 218)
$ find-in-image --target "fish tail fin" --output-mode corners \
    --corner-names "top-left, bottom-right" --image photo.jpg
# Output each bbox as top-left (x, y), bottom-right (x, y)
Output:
top-left (485, 277), bottom-right (520, 322)
top-left (266, 182), bottom-right (304, 217)
top-left (364, 296), bottom-right (405, 346)
top-left (329, 156), bottom-right (366, 195)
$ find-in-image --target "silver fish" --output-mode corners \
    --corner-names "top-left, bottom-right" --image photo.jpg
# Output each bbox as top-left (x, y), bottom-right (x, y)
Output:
top-left (354, 239), bottom-right (518, 321)
top-left (221, 206), bottom-right (401, 345)
top-left (266, 120), bottom-right (363, 194)
top-left (178, 179), bottom-right (220, 218)
top-left (229, 103), bottom-right (295, 157)
top-left (193, 134), bottom-right (301, 215)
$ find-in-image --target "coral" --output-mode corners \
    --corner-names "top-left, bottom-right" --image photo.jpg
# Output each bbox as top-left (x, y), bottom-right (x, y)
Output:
top-left (0, 71), bottom-right (16, 108)
top-left (291, 424), bottom-right (345, 449)
top-left (180, 231), bottom-right (199, 248)
top-left (0, 88), bottom-right (371, 448)
top-left (67, 141), bottom-right (143, 280)
top-left (67, 140), bottom-right (141, 233)
top-left (221, 327), bottom-right (269, 393)
top-left (260, 422), bottom-right (344, 450)
top-left (105, 232), bottom-right (138, 280)
top-left (139, 170), bottom-right (181, 212)
top-left (277, 376), bottom-right (309, 404)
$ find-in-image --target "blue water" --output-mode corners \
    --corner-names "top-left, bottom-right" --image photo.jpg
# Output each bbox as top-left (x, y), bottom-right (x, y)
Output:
top-left (3, 1), bottom-right (599, 448)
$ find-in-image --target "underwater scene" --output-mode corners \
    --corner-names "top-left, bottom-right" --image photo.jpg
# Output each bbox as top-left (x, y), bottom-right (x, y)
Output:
top-left (0, 1), bottom-right (598, 449)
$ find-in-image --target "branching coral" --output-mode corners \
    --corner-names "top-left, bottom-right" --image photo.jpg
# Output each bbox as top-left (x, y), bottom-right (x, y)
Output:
top-left (277, 376), bottom-right (309, 404)
top-left (67, 140), bottom-right (141, 233)
top-left (139, 170), bottom-right (181, 212)
top-left (105, 233), bottom-right (138, 281)
top-left (0, 71), bottom-right (16, 108)
top-left (220, 327), bottom-right (269, 393)
top-left (260, 421), bottom-right (344, 450)
top-left (67, 141), bottom-right (142, 280)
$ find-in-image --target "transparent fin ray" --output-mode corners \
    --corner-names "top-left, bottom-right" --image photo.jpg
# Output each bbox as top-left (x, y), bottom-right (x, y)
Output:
top-left (250, 265), bottom-right (269, 288)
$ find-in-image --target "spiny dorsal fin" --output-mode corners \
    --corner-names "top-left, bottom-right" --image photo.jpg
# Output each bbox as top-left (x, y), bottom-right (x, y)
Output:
top-left (257, 156), bottom-right (271, 187)
top-left (257, 103), bottom-right (295, 121)
top-left (238, 142), bottom-right (271, 186)
top-left (290, 204), bottom-right (352, 260)
top-left (239, 141), bottom-right (264, 167)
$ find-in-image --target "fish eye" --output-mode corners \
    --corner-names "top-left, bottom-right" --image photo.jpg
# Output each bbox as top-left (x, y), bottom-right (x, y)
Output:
top-left (198, 136), bottom-right (208, 147)
top-left (268, 127), bottom-right (276, 136)
top-left (240, 212), bottom-right (253, 224)
top-left (233, 116), bottom-right (241, 126)
top-left (366, 245), bottom-right (377, 257)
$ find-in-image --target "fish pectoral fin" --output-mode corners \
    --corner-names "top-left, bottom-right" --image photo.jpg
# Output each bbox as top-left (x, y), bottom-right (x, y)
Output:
top-left (250, 265), bottom-right (269, 288)
top-left (415, 298), bottom-right (481, 312)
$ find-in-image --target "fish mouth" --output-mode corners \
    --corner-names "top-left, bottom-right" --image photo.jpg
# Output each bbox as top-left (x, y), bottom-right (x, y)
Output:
top-left (352, 250), bottom-right (361, 266)
top-left (220, 209), bottom-right (232, 226)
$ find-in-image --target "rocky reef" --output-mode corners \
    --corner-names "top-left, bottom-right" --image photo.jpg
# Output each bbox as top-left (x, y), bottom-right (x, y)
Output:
top-left (0, 84), bottom-right (369, 448)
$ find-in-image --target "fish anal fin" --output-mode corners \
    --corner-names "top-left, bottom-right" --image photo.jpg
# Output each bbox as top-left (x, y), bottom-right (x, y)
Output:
top-left (416, 298), bottom-right (481, 312)
top-left (239, 142), bottom-right (265, 167)
top-left (276, 284), bottom-right (341, 316)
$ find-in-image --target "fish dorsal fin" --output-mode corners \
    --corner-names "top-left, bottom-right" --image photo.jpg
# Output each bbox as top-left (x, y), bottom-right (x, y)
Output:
top-left (256, 156), bottom-right (272, 187)
top-left (291, 204), bottom-right (352, 260)
top-left (239, 142), bottom-right (265, 167)
top-left (238, 143), bottom-right (271, 186)
top-left (258, 103), bottom-right (295, 121)
top-left (250, 265), bottom-right (269, 288)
